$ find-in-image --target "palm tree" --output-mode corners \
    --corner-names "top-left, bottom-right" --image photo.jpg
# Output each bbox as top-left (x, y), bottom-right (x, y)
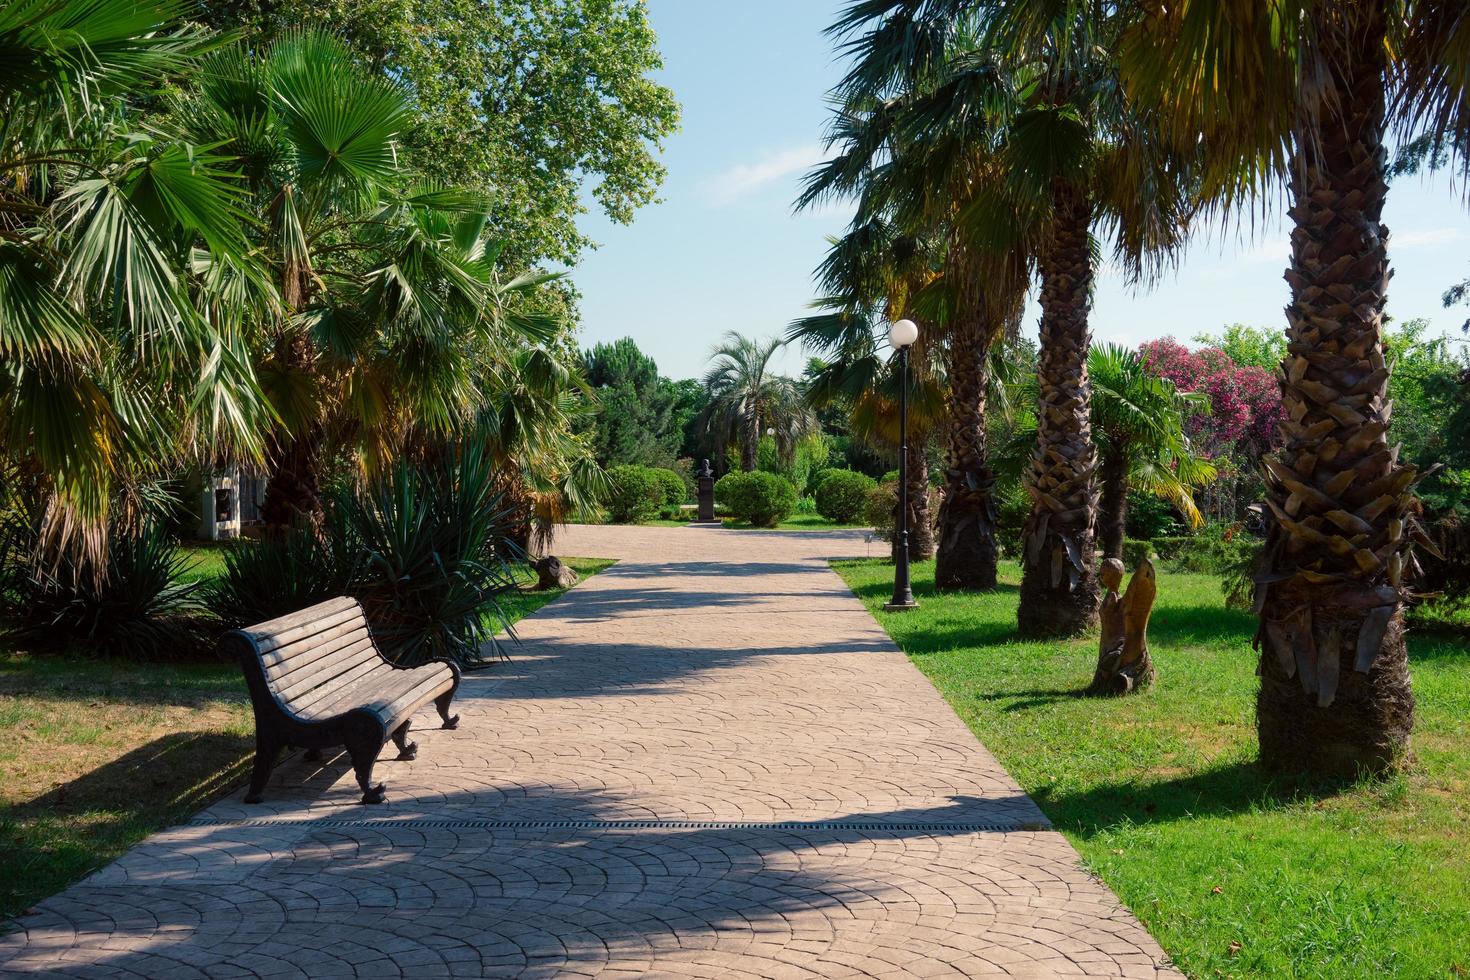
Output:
top-left (969, 2), bottom-right (1194, 638)
top-left (0, 0), bottom-right (269, 562)
top-left (699, 332), bottom-right (817, 472)
top-left (804, 12), bottom-right (1033, 591)
top-left (1088, 345), bottom-right (1215, 561)
top-left (826, 3), bottom-right (1194, 622)
top-left (178, 32), bottom-right (556, 528)
top-left (1118, 0), bottom-right (1467, 773)
top-left (470, 345), bottom-right (608, 555)
top-left (791, 289), bottom-right (946, 560)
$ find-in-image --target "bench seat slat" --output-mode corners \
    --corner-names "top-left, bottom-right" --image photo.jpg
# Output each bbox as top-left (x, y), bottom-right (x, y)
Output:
top-left (296, 664), bottom-right (450, 723)
top-left (262, 620), bottom-right (372, 675)
top-left (265, 625), bottom-right (373, 684)
top-left (270, 637), bottom-right (378, 703)
top-left (376, 670), bottom-right (457, 733)
top-left (241, 595), bottom-right (360, 640)
top-left (286, 658), bottom-right (392, 715)
top-left (253, 606), bottom-right (366, 659)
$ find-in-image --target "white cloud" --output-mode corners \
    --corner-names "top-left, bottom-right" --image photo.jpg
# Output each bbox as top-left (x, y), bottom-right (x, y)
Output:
top-left (702, 144), bottom-right (827, 207)
top-left (1392, 227), bottom-right (1465, 249)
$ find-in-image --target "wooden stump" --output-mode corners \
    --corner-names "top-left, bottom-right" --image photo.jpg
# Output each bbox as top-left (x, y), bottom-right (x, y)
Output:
top-left (1088, 557), bottom-right (1157, 695)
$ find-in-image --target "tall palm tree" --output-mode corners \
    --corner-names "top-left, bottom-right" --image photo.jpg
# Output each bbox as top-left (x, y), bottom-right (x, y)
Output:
top-left (805, 10), bottom-right (1033, 591)
top-left (1119, 0), bottom-right (1467, 773)
top-left (970, 2), bottom-right (1194, 638)
top-left (828, 4), bottom-right (1194, 622)
top-left (699, 332), bottom-right (817, 472)
top-left (1087, 344), bottom-right (1215, 560)
top-left (0, 0), bottom-right (269, 562)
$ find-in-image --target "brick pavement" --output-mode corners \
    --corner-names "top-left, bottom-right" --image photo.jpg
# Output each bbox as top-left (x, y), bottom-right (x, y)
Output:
top-left (0, 524), bottom-right (1181, 978)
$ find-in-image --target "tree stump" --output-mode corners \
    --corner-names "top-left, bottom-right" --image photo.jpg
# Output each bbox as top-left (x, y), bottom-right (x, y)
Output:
top-left (1088, 557), bottom-right (1157, 695)
top-left (533, 556), bottom-right (579, 591)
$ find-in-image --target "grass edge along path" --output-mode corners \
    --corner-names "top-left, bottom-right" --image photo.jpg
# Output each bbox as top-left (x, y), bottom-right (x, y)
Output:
top-left (0, 556), bottom-right (615, 923)
top-left (833, 557), bottom-right (1470, 980)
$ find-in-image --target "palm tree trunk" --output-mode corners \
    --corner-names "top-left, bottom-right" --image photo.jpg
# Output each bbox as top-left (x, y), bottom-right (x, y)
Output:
top-left (1257, 3), bottom-right (1413, 776)
top-left (896, 436), bottom-right (935, 562)
top-left (1099, 446), bottom-right (1129, 562)
top-left (741, 411), bottom-right (759, 472)
top-left (935, 251), bottom-right (1021, 590)
top-left (1018, 182), bottom-right (1101, 637)
top-left (260, 333), bottom-right (325, 530)
top-left (261, 425), bottom-right (324, 530)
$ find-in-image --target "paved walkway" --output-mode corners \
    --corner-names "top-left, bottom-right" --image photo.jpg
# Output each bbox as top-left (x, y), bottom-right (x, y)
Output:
top-left (2, 525), bottom-right (1180, 978)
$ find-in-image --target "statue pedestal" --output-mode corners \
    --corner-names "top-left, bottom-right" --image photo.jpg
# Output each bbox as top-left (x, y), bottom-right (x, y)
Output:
top-left (695, 459), bottom-right (716, 522)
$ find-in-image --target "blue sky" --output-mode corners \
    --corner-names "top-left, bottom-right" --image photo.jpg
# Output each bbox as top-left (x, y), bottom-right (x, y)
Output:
top-left (571, 0), bottom-right (1470, 382)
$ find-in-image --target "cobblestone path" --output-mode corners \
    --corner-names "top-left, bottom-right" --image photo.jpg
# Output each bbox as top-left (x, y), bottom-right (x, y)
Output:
top-left (1, 524), bottom-right (1180, 978)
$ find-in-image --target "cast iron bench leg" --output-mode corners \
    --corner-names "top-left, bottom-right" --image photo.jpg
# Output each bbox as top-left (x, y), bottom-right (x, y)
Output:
top-left (435, 690), bottom-right (459, 730)
top-left (346, 734), bottom-right (387, 804)
top-left (391, 721), bottom-right (417, 760)
top-left (245, 736), bottom-right (281, 804)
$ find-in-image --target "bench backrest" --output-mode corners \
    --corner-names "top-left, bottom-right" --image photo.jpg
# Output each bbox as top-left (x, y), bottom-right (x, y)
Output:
top-left (232, 597), bottom-right (384, 716)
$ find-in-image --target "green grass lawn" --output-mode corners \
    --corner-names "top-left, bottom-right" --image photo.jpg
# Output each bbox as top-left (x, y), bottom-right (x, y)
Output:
top-left (833, 558), bottom-right (1470, 980)
top-left (176, 542), bottom-right (230, 583)
top-left (0, 555), bottom-right (612, 923)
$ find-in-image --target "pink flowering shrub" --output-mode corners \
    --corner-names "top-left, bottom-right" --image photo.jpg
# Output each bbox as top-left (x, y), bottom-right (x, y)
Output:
top-left (1139, 337), bottom-right (1283, 456)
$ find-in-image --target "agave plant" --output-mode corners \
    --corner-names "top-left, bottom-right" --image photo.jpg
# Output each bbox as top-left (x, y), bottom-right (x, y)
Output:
top-left (337, 445), bottom-right (521, 668)
top-left (205, 522), bottom-right (360, 629)
top-left (2, 513), bottom-right (206, 659)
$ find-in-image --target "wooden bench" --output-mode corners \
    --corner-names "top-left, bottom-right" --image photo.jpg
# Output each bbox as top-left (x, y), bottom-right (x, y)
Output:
top-left (219, 596), bottom-right (462, 805)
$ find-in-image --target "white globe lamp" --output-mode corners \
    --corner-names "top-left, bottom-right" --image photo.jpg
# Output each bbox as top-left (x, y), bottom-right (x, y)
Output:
top-left (888, 318), bottom-right (919, 349)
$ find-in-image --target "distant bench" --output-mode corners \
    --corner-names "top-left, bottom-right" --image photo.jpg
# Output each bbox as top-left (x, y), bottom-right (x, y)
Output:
top-left (219, 596), bottom-right (462, 804)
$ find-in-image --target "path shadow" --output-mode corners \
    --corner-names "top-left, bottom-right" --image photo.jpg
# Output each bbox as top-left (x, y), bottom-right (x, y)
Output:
top-left (3, 732), bottom-right (253, 921)
top-left (1031, 760), bottom-right (1356, 839)
top-left (973, 686), bottom-right (1091, 712)
top-left (474, 633), bottom-right (899, 699)
top-left (5, 779), bottom-right (1087, 976)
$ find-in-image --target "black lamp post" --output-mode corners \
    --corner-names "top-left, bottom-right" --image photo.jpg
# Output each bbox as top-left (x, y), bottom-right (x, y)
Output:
top-left (885, 318), bottom-right (919, 612)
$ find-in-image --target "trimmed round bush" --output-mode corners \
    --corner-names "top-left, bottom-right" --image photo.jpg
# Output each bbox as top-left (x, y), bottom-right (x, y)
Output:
top-left (864, 483), bottom-right (896, 541)
top-left (814, 469), bottom-right (876, 523)
top-left (865, 481), bottom-right (941, 545)
top-left (649, 467), bottom-right (687, 508)
top-left (605, 465), bottom-right (663, 523)
top-left (716, 470), bottom-right (798, 528)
